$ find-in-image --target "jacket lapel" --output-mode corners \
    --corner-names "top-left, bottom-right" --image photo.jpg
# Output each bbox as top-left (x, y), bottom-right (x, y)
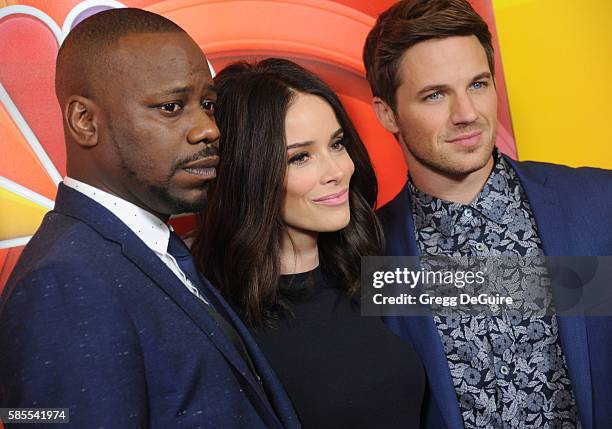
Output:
top-left (379, 183), bottom-right (464, 429)
top-left (505, 157), bottom-right (570, 255)
top-left (53, 184), bottom-right (282, 427)
top-left (121, 239), bottom-right (284, 429)
top-left (506, 158), bottom-right (593, 428)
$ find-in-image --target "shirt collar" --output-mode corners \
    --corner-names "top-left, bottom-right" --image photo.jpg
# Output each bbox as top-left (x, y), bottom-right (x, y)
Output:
top-left (63, 177), bottom-right (170, 255)
top-left (471, 152), bottom-right (516, 224)
top-left (409, 150), bottom-right (519, 235)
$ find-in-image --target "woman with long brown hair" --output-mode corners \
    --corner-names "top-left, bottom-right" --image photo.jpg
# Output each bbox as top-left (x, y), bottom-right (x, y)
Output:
top-left (193, 58), bottom-right (424, 428)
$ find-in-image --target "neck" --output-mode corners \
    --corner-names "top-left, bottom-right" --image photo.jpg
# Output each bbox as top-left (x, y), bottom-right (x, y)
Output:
top-left (66, 170), bottom-right (170, 223)
top-left (280, 227), bottom-right (319, 275)
top-left (408, 154), bottom-right (495, 204)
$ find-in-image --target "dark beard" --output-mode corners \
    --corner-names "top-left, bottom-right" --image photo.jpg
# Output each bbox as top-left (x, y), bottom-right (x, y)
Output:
top-left (109, 126), bottom-right (210, 216)
top-left (148, 182), bottom-right (208, 214)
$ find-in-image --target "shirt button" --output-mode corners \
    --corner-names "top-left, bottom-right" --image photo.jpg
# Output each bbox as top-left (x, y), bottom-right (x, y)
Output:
top-left (464, 209), bottom-right (473, 217)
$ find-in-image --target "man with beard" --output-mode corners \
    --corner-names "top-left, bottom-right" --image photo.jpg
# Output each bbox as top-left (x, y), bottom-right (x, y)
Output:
top-left (363, 1), bottom-right (612, 428)
top-left (0, 9), bottom-right (298, 429)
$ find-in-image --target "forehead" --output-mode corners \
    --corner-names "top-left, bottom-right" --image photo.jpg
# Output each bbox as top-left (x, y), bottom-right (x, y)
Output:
top-left (284, 94), bottom-right (340, 143)
top-left (109, 32), bottom-right (211, 92)
top-left (398, 35), bottom-right (489, 89)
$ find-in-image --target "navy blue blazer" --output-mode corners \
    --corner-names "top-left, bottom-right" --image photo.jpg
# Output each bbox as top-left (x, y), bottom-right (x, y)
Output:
top-left (0, 184), bottom-right (300, 429)
top-left (377, 157), bottom-right (612, 429)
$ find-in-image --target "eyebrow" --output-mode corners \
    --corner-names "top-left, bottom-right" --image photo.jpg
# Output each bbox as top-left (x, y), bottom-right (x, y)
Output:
top-left (416, 72), bottom-right (492, 96)
top-left (286, 127), bottom-right (344, 150)
top-left (156, 86), bottom-right (192, 97)
top-left (156, 83), bottom-right (217, 97)
top-left (206, 85), bottom-right (217, 97)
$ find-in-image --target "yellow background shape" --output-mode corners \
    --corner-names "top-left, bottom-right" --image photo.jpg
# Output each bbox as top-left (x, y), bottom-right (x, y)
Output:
top-left (0, 187), bottom-right (49, 240)
top-left (493, 0), bottom-right (612, 168)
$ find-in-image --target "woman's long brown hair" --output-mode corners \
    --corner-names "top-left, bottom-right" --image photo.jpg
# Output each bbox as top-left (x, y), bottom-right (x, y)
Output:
top-left (192, 58), bottom-right (383, 327)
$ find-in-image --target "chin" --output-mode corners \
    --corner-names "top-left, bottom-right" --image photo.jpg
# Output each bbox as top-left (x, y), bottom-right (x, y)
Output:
top-left (437, 147), bottom-right (493, 176)
top-left (167, 194), bottom-right (208, 214)
top-left (147, 183), bottom-right (208, 215)
top-left (462, 151), bottom-right (493, 173)
top-left (175, 187), bottom-right (210, 211)
top-left (318, 214), bottom-right (351, 233)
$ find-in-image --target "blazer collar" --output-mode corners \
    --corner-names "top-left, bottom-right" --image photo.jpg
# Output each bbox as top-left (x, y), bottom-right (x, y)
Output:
top-left (503, 156), bottom-right (571, 255)
top-left (63, 177), bottom-right (170, 255)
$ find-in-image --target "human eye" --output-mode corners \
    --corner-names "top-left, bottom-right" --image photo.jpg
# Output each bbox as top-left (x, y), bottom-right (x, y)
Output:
top-left (201, 99), bottom-right (216, 114)
top-left (425, 91), bottom-right (443, 101)
top-left (471, 81), bottom-right (488, 90)
top-left (158, 102), bottom-right (182, 114)
top-left (288, 151), bottom-right (310, 166)
top-left (330, 136), bottom-right (346, 151)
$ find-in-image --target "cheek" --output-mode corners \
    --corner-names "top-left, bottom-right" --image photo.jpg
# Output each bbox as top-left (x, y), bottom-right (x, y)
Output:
top-left (342, 153), bottom-right (355, 179)
top-left (113, 125), bottom-right (154, 165)
top-left (481, 93), bottom-right (498, 122)
top-left (399, 107), bottom-right (446, 144)
top-left (282, 167), bottom-right (318, 218)
top-left (284, 167), bottom-right (318, 199)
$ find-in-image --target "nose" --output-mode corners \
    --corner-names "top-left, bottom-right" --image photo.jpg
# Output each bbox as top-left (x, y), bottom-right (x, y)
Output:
top-left (187, 111), bottom-right (220, 145)
top-left (450, 92), bottom-right (478, 126)
top-left (319, 153), bottom-right (345, 185)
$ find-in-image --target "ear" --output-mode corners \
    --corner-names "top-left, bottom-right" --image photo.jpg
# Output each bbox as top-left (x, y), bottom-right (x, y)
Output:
top-left (372, 96), bottom-right (399, 134)
top-left (65, 95), bottom-right (99, 147)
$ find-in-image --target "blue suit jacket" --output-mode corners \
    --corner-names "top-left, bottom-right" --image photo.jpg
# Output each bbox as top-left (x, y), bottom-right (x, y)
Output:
top-left (0, 184), bottom-right (300, 429)
top-left (377, 158), bottom-right (612, 429)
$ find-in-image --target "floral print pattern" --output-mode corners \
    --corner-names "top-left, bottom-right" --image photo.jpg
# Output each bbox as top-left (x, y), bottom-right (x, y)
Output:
top-left (409, 153), bottom-right (580, 428)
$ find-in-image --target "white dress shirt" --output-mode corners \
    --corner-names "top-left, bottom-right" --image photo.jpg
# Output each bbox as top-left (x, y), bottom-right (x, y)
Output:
top-left (63, 177), bottom-right (208, 304)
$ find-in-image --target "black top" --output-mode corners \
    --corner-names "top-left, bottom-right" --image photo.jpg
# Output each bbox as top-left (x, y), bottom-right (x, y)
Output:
top-left (254, 268), bottom-right (425, 429)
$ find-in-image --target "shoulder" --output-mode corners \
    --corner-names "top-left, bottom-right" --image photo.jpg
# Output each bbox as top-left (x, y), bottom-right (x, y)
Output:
top-left (2, 212), bottom-right (133, 322)
top-left (0, 221), bottom-right (140, 373)
top-left (10, 210), bottom-right (120, 278)
top-left (1, 257), bottom-right (133, 331)
top-left (508, 157), bottom-right (612, 185)
top-left (0, 251), bottom-right (145, 416)
top-left (508, 157), bottom-right (612, 204)
top-left (377, 182), bottom-right (410, 221)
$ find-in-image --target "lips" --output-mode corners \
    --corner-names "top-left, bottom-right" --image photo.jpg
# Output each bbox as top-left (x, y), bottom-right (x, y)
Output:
top-left (446, 131), bottom-right (483, 147)
top-left (312, 188), bottom-right (349, 206)
top-left (181, 155), bottom-right (219, 179)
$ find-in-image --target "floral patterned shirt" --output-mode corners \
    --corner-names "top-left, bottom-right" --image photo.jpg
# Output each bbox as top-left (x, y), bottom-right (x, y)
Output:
top-left (409, 152), bottom-right (580, 428)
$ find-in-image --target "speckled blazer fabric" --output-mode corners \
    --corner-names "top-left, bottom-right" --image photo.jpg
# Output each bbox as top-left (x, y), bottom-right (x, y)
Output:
top-left (0, 184), bottom-right (300, 429)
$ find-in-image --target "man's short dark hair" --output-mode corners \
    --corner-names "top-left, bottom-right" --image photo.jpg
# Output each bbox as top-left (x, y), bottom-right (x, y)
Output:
top-left (363, 0), bottom-right (494, 111)
top-left (55, 8), bottom-right (184, 101)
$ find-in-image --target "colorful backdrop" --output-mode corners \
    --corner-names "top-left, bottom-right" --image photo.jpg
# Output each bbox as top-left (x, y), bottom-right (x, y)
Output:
top-left (1, 0), bottom-right (611, 296)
